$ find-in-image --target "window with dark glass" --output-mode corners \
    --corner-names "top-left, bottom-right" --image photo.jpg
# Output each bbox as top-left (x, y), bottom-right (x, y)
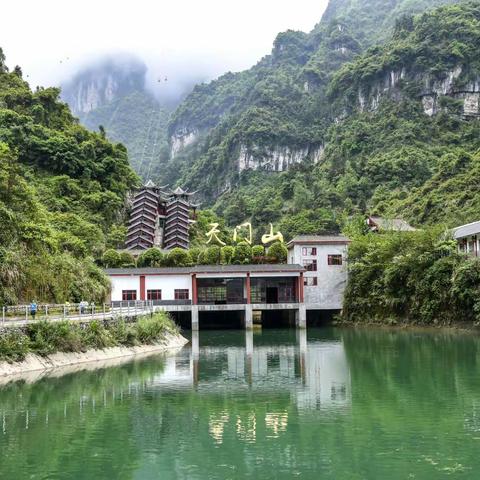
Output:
top-left (122, 290), bottom-right (137, 301)
top-left (328, 254), bottom-right (343, 265)
top-left (147, 289), bottom-right (162, 300)
top-left (302, 259), bottom-right (317, 271)
top-left (174, 289), bottom-right (189, 300)
top-left (302, 247), bottom-right (317, 256)
top-left (304, 277), bottom-right (318, 286)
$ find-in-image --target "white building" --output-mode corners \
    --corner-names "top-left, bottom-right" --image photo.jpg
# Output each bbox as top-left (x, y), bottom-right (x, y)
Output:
top-left (105, 235), bottom-right (351, 328)
top-left (286, 235), bottom-right (350, 310)
top-left (453, 220), bottom-right (480, 256)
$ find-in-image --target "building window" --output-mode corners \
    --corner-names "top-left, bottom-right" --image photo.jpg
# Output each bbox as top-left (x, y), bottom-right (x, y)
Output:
top-left (122, 290), bottom-right (137, 301)
top-left (174, 289), bottom-right (189, 300)
top-left (302, 247), bottom-right (317, 256)
top-left (302, 259), bottom-right (317, 271)
top-left (147, 289), bottom-right (162, 300)
top-left (328, 254), bottom-right (343, 266)
top-left (304, 277), bottom-right (318, 286)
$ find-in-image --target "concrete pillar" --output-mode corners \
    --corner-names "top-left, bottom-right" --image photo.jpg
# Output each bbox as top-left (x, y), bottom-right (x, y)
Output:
top-left (296, 328), bottom-right (307, 354)
top-left (245, 329), bottom-right (253, 387)
top-left (295, 304), bottom-right (306, 329)
top-left (191, 305), bottom-right (199, 331)
top-left (245, 329), bottom-right (253, 356)
top-left (191, 329), bottom-right (199, 388)
top-left (191, 329), bottom-right (200, 359)
top-left (245, 304), bottom-right (253, 330)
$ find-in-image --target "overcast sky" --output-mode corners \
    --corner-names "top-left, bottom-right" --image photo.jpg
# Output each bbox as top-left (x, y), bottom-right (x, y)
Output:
top-left (0, 0), bottom-right (329, 89)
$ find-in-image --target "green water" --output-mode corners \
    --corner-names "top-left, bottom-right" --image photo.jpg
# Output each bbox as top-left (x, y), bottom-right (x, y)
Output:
top-left (1, 328), bottom-right (480, 479)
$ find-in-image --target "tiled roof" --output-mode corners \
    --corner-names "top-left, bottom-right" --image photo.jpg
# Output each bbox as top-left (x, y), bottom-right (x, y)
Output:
top-left (287, 235), bottom-right (350, 247)
top-left (368, 216), bottom-right (416, 231)
top-left (453, 220), bottom-right (480, 239)
top-left (105, 264), bottom-right (304, 275)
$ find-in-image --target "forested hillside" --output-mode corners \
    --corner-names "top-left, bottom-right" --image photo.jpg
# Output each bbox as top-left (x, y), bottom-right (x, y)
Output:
top-left (0, 49), bottom-right (138, 304)
top-left (162, 1), bottom-right (480, 239)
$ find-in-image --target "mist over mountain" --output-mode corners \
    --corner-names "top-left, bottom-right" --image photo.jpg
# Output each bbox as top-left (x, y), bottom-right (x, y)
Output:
top-left (61, 54), bottom-right (208, 178)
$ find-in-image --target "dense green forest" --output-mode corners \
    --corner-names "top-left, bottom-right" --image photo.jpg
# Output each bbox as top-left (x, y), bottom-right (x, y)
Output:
top-left (0, 48), bottom-right (138, 304)
top-left (150, 1), bottom-right (480, 242)
top-left (343, 226), bottom-right (480, 324)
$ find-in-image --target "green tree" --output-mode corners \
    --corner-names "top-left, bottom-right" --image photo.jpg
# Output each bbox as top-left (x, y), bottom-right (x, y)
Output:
top-left (221, 245), bottom-right (235, 265)
top-left (204, 245), bottom-right (221, 265)
top-left (267, 242), bottom-right (288, 263)
top-left (137, 248), bottom-right (163, 267)
top-left (166, 248), bottom-right (192, 267)
top-left (234, 242), bottom-right (252, 264)
top-left (119, 251), bottom-right (136, 268)
top-left (102, 249), bottom-right (121, 268)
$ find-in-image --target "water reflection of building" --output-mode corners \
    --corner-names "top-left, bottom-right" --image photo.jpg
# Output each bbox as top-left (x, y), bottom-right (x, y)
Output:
top-left (148, 331), bottom-right (351, 411)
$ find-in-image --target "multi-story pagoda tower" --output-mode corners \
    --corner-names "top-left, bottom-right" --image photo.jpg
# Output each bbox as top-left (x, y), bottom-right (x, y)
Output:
top-left (125, 180), bottom-right (162, 250)
top-left (125, 182), bottom-right (197, 251)
top-left (162, 187), bottom-right (198, 250)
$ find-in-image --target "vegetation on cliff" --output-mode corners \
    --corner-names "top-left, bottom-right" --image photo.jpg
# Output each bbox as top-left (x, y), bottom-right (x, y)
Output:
top-left (0, 49), bottom-right (138, 304)
top-left (211, 3), bottom-right (480, 237)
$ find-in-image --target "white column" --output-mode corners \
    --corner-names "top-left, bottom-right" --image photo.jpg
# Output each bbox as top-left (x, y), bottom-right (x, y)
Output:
top-left (295, 304), bottom-right (307, 329)
top-left (191, 305), bottom-right (199, 331)
top-left (245, 329), bottom-right (253, 356)
top-left (245, 304), bottom-right (253, 330)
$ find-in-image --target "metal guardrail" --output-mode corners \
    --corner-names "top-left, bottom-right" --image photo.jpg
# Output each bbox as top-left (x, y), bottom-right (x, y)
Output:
top-left (0, 302), bottom-right (156, 326)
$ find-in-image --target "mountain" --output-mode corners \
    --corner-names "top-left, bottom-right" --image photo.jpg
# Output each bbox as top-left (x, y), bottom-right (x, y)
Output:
top-left (0, 48), bottom-right (138, 304)
top-left (61, 56), bottom-right (172, 179)
top-left (159, 0), bottom-right (480, 238)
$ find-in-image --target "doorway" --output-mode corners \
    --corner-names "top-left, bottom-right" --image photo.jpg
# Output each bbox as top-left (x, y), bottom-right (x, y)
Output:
top-left (266, 287), bottom-right (278, 304)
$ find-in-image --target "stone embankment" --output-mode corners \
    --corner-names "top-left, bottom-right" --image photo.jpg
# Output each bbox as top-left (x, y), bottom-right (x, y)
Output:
top-left (0, 332), bottom-right (188, 379)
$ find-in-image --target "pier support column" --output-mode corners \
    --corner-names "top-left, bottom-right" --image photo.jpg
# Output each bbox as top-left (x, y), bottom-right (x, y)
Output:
top-left (245, 304), bottom-right (253, 330)
top-left (191, 305), bottom-right (199, 331)
top-left (295, 304), bottom-right (306, 329)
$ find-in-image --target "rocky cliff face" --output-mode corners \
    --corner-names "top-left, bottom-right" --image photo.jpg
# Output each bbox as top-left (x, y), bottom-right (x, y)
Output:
top-left (170, 129), bottom-right (198, 158)
top-left (62, 56), bottom-right (147, 116)
top-left (237, 144), bottom-right (324, 172)
top-left (354, 66), bottom-right (480, 118)
top-left (159, 0), bottom-right (462, 203)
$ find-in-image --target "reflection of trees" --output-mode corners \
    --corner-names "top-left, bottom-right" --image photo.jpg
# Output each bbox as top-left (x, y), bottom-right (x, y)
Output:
top-left (0, 358), bottom-right (167, 479)
top-left (2, 329), bottom-right (480, 479)
top-left (338, 328), bottom-right (480, 479)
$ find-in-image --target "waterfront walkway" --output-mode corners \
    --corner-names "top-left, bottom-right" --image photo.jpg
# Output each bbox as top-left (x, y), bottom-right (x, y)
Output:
top-left (0, 303), bottom-right (154, 328)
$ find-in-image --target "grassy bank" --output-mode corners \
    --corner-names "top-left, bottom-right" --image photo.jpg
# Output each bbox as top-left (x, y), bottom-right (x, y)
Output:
top-left (0, 312), bottom-right (179, 363)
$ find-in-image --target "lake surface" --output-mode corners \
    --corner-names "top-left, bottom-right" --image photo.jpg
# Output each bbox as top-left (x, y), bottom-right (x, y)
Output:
top-left (1, 327), bottom-right (480, 479)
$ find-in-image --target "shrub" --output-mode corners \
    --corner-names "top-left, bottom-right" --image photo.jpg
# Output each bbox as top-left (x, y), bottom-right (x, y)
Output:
top-left (189, 247), bottom-right (202, 265)
top-left (119, 251), bottom-right (136, 268)
top-left (221, 245), bottom-right (235, 264)
top-left (234, 242), bottom-right (252, 264)
top-left (137, 248), bottom-right (163, 267)
top-left (83, 320), bottom-right (116, 349)
top-left (102, 249), bottom-right (121, 268)
top-left (251, 245), bottom-right (265, 263)
top-left (204, 245), bottom-right (221, 264)
top-left (27, 320), bottom-right (84, 356)
top-left (165, 248), bottom-right (192, 267)
top-left (0, 329), bottom-right (30, 362)
top-left (267, 241), bottom-right (288, 263)
top-left (135, 313), bottom-right (176, 343)
top-left (109, 318), bottom-right (138, 346)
